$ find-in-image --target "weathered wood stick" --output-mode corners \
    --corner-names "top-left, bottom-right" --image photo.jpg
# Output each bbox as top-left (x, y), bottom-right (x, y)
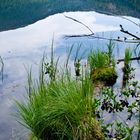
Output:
top-left (120, 29), bottom-right (140, 40)
top-left (117, 56), bottom-right (140, 64)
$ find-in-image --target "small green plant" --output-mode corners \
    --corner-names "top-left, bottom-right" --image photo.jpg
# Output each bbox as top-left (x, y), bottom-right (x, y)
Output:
top-left (107, 40), bottom-right (115, 66)
top-left (122, 48), bottom-right (134, 87)
top-left (96, 80), bottom-right (140, 139)
top-left (88, 47), bottom-right (117, 86)
top-left (44, 39), bottom-right (59, 81)
top-left (124, 48), bottom-right (132, 66)
top-left (88, 50), bottom-right (110, 71)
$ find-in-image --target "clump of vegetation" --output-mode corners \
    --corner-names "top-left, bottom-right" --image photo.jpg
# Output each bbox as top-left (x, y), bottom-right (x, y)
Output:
top-left (97, 80), bottom-right (140, 139)
top-left (17, 44), bottom-right (105, 140)
top-left (88, 50), bottom-right (110, 72)
top-left (17, 73), bottom-right (104, 140)
top-left (92, 67), bottom-right (117, 86)
top-left (16, 41), bottom-right (140, 140)
top-left (88, 41), bottom-right (117, 86)
top-left (122, 48), bottom-right (135, 87)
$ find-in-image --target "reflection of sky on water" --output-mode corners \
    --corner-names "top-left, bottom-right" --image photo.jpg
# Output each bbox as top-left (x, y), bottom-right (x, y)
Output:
top-left (0, 11), bottom-right (139, 139)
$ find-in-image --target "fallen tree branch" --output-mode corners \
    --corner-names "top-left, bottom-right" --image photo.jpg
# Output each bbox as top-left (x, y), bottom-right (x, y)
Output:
top-left (64, 15), bottom-right (140, 44)
top-left (64, 15), bottom-right (94, 34)
top-left (120, 29), bottom-right (140, 40)
top-left (117, 56), bottom-right (140, 64)
top-left (64, 33), bottom-right (140, 43)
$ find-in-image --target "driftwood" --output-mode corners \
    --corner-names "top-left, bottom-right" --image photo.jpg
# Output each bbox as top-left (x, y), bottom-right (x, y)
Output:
top-left (117, 56), bottom-right (140, 64)
top-left (64, 16), bottom-right (140, 44)
top-left (64, 15), bottom-right (94, 34)
top-left (64, 33), bottom-right (140, 43)
top-left (120, 24), bottom-right (140, 40)
top-left (121, 29), bottom-right (140, 40)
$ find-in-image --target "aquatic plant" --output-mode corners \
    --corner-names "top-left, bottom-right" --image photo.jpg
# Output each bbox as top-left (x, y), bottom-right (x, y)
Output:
top-left (17, 71), bottom-right (104, 140)
top-left (107, 40), bottom-right (115, 66)
top-left (17, 44), bottom-right (104, 140)
top-left (88, 48), bottom-right (117, 86)
top-left (97, 80), bottom-right (140, 139)
top-left (122, 48), bottom-right (134, 87)
top-left (88, 50), bottom-right (110, 72)
top-left (16, 42), bottom-right (140, 140)
top-left (92, 67), bottom-right (117, 86)
top-left (124, 48), bottom-right (132, 66)
top-left (44, 39), bottom-right (59, 81)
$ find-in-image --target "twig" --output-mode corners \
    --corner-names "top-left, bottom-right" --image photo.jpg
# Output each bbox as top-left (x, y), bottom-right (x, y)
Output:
top-left (64, 33), bottom-right (140, 43)
top-left (120, 28), bottom-right (140, 40)
top-left (64, 15), bottom-right (94, 34)
top-left (117, 56), bottom-right (140, 64)
top-left (64, 14), bottom-right (140, 44)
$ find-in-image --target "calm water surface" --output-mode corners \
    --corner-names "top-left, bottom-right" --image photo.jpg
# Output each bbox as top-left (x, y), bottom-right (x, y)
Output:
top-left (0, 11), bottom-right (140, 139)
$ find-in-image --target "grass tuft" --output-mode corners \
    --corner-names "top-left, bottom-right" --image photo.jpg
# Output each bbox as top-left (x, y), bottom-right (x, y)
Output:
top-left (17, 74), bottom-right (104, 140)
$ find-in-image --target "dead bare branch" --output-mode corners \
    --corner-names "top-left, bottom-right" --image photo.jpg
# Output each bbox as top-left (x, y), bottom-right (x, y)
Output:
top-left (117, 56), bottom-right (140, 64)
top-left (64, 14), bottom-right (140, 44)
top-left (64, 33), bottom-right (140, 43)
top-left (64, 15), bottom-right (94, 34)
top-left (120, 25), bottom-right (140, 40)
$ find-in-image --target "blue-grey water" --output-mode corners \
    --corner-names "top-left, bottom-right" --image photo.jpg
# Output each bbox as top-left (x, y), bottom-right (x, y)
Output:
top-left (0, 11), bottom-right (140, 139)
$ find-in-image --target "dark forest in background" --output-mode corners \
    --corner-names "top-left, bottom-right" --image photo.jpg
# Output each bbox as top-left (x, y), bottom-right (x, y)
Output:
top-left (0, 0), bottom-right (140, 31)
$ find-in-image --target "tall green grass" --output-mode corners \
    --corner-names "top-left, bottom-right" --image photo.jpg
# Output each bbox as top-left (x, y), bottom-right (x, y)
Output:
top-left (88, 50), bottom-right (110, 72)
top-left (16, 42), bottom-right (140, 139)
top-left (87, 42), bottom-right (117, 85)
top-left (107, 40), bottom-right (115, 66)
top-left (16, 44), bottom-right (104, 140)
top-left (124, 48), bottom-right (132, 66)
top-left (122, 48), bottom-right (133, 87)
top-left (17, 73), bottom-right (104, 140)
top-left (88, 40), bottom-right (116, 72)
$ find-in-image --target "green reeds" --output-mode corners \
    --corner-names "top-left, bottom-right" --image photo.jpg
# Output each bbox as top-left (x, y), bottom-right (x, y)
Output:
top-left (122, 48), bottom-right (133, 87)
top-left (124, 48), bottom-right (132, 67)
top-left (17, 72), bottom-right (104, 140)
top-left (107, 40), bottom-right (115, 66)
top-left (16, 41), bottom-right (140, 139)
top-left (88, 50), bottom-right (110, 72)
top-left (44, 38), bottom-right (59, 81)
top-left (88, 40), bottom-right (116, 72)
top-left (88, 45), bottom-right (117, 85)
top-left (16, 44), bottom-right (104, 140)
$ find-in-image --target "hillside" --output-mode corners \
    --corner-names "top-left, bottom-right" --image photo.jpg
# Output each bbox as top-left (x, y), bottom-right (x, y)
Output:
top-left (0, 0), bottom-right (140, 31)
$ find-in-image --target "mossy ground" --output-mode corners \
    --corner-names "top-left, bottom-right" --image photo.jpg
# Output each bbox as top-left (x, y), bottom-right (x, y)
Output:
top-left (92, 67), bottom-right (117, 86)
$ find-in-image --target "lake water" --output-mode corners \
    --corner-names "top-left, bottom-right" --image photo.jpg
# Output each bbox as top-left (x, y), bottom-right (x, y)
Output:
top-left (0, 11), bottom-right (140, 139)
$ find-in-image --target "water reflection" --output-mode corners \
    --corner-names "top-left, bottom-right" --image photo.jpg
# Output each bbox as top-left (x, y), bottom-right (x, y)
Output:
top-left (0, 11), bottom-right (139, 139)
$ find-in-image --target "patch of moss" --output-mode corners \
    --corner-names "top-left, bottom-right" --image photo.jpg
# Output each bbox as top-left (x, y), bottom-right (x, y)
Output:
top-left (80, 117), bottom-right (105, 140)
top-left (92, 67), bottom-right (117, 86)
